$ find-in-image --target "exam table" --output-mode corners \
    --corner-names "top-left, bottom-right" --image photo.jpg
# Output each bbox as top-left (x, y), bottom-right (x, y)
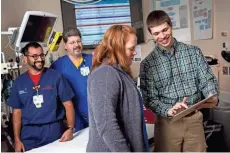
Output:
top-left (27, 124), bottom-right (154, 152)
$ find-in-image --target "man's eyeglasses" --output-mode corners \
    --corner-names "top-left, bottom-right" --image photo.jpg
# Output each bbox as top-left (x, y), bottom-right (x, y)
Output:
top-left (67, 40), bottom-right (82, 45)
top-left (26, 53), bottom-right (46, 60)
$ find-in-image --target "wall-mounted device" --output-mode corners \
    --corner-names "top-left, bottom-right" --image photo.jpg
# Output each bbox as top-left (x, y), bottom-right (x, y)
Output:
top-left (205, 55), bottom-right (218, 65)
top-left (15, 11), bottom-right (58, 50)
top-left (1, 112), bottom-right (9, 128)
top-left (1, 11), bottom-right (58, 75)
top-left (2, 11), bottom-right (58, 51)
top-left (61, 0), bottom-right (144, 49)
top-left (221, 51), bottom-right (230, 62)
top-left (221, 42), bottom-right (230, 62)
top-left (48, 31), bottom-right (62, 52)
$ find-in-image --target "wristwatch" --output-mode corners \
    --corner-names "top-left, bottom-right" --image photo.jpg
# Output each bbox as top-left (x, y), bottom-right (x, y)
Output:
top-left (67, 126), bottom-right (75, 131)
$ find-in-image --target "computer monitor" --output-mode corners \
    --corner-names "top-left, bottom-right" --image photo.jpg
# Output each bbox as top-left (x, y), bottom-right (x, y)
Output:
top-left (15, 11), bottom-right (58, 49)
top-left (61, 0), bottom-right (144, 49)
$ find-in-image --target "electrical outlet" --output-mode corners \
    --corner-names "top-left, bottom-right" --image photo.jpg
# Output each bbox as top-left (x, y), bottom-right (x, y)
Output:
top-left (223, 66), bottom-right (228, 75)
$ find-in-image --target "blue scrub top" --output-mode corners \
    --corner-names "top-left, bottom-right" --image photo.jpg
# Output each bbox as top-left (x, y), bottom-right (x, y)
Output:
top-left (8, 68), bottom-right (74, 125)
top-left (50, 53), bottom-right (92, 131)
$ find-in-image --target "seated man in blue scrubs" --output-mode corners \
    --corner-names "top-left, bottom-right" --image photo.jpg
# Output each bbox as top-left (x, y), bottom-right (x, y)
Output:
top-left (8, 42), bottom-right (75, 152)
top-left (51, 28), bottom-right (92, 132)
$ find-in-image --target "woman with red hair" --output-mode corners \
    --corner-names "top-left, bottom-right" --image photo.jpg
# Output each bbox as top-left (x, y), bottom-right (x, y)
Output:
top-left (86, 25), bottom-right (149, 152)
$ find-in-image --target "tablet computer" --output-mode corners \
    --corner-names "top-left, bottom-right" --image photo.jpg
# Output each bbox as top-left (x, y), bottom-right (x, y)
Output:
top-left (169, 94), bottom-right (218, 123)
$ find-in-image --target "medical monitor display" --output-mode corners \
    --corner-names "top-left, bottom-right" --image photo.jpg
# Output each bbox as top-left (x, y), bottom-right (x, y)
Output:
top-left (15, 11), bottom-right (58, 49)
top-left (75, 0), bottom-right (132, 46)
top-left (61, 0), bottom-right (144, 49)
top-left (21, 16), bottom-right (56, 42)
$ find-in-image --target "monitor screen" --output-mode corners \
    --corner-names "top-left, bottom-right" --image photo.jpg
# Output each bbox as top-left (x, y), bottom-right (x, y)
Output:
top-left (21, 16), bottom-right (56, 43)
top-left (15, 11), bottom-right (58, 49)
top-left (75, 0), bottom-right (132, 46)
top-left (61, 0), bottom-right (144, 49)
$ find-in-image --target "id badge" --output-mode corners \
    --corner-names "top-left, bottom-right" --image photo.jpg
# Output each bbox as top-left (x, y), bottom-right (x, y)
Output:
top-left (80, 67), bottom-right (90, 76)
top-left (33, 95), bottom-right (44, 108)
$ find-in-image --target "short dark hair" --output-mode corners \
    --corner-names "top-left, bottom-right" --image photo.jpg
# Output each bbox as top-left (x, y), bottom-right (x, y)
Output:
top-left (146, 10), bottom-right (172, 34)
top-left (62, 27), bottom-right (82, 43)
top-left (21, 42), bottom-right (43, 55)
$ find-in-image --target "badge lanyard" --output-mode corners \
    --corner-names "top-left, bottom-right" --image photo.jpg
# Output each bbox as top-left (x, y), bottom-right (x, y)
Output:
top-left (32, 85), bottom-right (44, 108)
top-left (33, 85), bottom-right (40, 96)
top-left (80, 59), bottom-right (90, 76)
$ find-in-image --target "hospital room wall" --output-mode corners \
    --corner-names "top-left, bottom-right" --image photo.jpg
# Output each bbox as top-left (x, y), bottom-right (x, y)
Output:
top-left (190, 0), bottom-right (230, 93)
top-left (1, 0), bottom-right (230, 92)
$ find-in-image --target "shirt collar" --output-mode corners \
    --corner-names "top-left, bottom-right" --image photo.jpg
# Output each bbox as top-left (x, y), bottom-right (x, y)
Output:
top-left (156, 38), bottom-right (179, 55)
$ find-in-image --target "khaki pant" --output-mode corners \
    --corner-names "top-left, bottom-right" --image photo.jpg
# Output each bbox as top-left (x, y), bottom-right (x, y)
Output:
top-left (154, 111), bottom-right (206, 152)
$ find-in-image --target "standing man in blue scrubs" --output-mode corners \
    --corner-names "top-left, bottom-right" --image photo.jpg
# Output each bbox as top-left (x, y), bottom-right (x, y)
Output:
top-left (50, 28), bottom-right (92, 132)
top-left (8, 42), bottom-right (75, 152)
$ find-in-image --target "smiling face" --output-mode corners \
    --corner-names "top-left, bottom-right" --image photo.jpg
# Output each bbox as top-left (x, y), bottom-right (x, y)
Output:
top-left (150, 22), bottom-right (174, 50)
top-left (24, 47), bottom-right (45, 72)
top-left (125, 34), bottom-right (137, 65)
top-left (64, 36), bottom-right (83, 57)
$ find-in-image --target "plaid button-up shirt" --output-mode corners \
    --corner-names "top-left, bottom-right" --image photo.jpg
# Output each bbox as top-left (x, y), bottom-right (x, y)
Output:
top-left (140, 39), bottom-right (219, 117)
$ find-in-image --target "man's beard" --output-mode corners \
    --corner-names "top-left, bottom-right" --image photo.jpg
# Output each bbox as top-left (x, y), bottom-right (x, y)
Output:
top-left (70, 47), bottom-right (82, 57)
top-left (28, 61), bottom-right (45, 71)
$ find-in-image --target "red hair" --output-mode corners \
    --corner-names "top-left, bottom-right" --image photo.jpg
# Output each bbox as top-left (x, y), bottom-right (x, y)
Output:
top-left (92, 25), bottom-right (136, 76)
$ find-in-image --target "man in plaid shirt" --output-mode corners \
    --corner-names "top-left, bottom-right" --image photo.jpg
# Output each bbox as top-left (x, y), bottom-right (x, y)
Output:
top-left (140, 10), bottom-right (219, 152)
